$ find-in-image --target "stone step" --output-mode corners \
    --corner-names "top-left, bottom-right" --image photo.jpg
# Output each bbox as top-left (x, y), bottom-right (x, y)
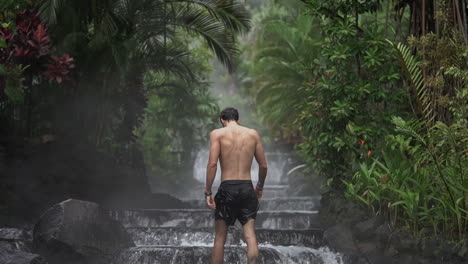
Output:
top-left (109, 209), bottom-right (320, 230)
top-left (173, 184), bottom-right (290, 199)
top-left (181, 196), bottom-right (321, 211)
top-left (126, 227), bottom-right (323, 247)
top-left (111, 245), bottom-right (344, 264)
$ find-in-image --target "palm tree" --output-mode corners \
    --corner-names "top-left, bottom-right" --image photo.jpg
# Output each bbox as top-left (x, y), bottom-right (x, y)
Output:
top-left (35, 0), bottom-right (249, 147)
top-left (37, 0), bottom-right (249, 73)
top-left (246, 12), bottom-right (320, 130)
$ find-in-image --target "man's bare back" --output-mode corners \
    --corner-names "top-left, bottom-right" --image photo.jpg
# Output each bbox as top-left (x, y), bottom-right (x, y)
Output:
top-left (205, 122), bottom-right (268, 199)
top-left (205, 107), bottom-right (267, 264)
top-left (213, 124), bottom-right (263, 181)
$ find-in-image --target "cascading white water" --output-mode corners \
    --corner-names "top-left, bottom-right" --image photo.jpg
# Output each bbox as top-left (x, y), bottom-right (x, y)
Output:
top-left (110, 149), bottom-right (345, 264)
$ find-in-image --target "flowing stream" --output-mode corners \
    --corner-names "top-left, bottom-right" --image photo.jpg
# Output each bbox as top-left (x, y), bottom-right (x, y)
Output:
top-left (110, 150), bottom-right (344, 263)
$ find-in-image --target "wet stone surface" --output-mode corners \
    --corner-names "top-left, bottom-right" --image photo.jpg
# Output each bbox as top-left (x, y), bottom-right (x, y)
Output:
top-left (109, 190), bottom-right (344, 264)
top-left (111, 245), bottom-right (339, 264)
top-left (126, 226), bottom-right (323, 247)
top-left (109, 209), bottom-right (321, 230)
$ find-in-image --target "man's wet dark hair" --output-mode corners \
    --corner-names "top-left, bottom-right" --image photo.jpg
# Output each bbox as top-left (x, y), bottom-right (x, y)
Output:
top-left (220, 107), bottom-right (239, 121)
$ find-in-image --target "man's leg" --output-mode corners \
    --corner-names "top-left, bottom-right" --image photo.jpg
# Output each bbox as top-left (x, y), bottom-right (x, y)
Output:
top-left (212, 219), bottom-right (228, 264)
top-left (242, 219), bottom-right (259, 264)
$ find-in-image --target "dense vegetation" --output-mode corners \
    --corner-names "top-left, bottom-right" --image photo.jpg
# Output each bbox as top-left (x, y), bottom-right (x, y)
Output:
top-left (241, 0), bottom-right (467, 241)
top-left (1, 0), bottom-right (466, 245)
top-left (1, 0), bottom-right (248, 192)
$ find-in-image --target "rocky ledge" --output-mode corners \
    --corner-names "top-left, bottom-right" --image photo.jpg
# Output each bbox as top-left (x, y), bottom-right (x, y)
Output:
top-left (319, 191), bottom-right (468, 264)
top-left (0, 227), bottom-right (46, 264)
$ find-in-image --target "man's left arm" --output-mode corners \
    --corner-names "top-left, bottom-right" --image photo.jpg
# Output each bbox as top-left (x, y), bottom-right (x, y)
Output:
top-left (205, 130), bottom-right (220, 209)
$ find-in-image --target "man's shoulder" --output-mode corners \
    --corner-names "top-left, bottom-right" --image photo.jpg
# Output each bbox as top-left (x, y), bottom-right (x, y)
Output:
top-left (245, 127), bottom-right (260, 136)
top-left (240, 127), bottom-right (260, 141)
top-left (210, 128), bottom-right (221, 137)
top-left (211, 126), bottom-right (259, 138)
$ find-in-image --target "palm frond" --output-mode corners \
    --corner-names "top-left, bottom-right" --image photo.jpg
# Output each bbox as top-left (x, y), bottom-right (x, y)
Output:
top-left (37, 0), bottom-right (67, 25)
top-left (388, 40), bottom-right (434, 126)
top-left (168, 0), bottom-right (250, 32)
top-left (391, 116), bottom-right (428, 146)
top-left (138, 39), bottom-right (196, 82)
top-left (170, 5), bottom-right (239, 71)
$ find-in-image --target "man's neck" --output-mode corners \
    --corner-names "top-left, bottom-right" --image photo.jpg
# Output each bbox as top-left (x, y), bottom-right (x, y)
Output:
top-left (225, 121), bottom-right (238, 127)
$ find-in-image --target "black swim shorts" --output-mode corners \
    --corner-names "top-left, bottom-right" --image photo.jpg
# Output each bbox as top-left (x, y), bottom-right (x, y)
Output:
top-left (214, 180), bottom-right (259, 226)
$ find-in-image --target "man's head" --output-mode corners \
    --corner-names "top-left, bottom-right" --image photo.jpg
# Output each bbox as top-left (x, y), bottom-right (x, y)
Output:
top-left (220, 107), bottom-right (239, 127)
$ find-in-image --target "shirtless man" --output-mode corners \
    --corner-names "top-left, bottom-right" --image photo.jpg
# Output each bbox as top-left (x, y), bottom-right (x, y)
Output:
top-left (205, 107), bottom-right (268, 264)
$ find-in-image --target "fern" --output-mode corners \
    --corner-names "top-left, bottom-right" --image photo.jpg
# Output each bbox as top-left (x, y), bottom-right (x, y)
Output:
top-left (387, 40), bottom-right (435, 126)
top-left (391, 116), bottom-right (468, 213)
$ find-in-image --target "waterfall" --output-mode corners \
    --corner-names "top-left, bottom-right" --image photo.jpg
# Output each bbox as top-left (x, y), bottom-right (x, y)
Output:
top-left (110, 149), bottom-right (345, 263)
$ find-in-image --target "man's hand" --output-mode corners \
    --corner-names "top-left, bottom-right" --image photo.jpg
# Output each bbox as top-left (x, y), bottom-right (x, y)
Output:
top-left (255, 189), bottom-right (263, 200)
top-left (206, 195), bottom-right (216, 209)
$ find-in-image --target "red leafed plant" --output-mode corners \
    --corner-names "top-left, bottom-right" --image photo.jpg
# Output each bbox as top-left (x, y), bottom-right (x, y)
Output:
top-left (8, 10), bottom-right (51, 63)
top-left (43, 54), bottom-right (75, 83)
top-left (0, 9), bottom-right (74, 97)
top-left (25, 24), bottom-right (51, 58)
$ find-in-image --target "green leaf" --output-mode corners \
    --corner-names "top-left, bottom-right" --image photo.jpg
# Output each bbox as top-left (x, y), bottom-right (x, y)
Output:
top-left (390, 201), bottom-right (408, 207)
top-left (0, 38), bottom-right (7, 48)
top-left (4, 82), bottom-right (24, 103)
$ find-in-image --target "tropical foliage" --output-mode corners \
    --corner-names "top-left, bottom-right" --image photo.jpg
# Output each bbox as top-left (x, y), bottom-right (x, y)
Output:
top-left (1, 0), bottom-right (248, 168)
top-left (242, 0), bottom-right (467, 241)
top-left (344, 117), bottom-right (467, 239)
top-left (243, 0), bottom-right (407, 180)
top-left (1, 0), bottom-right (467, 244)
top-left (0, 10), bottom-right (74, 138)
top-left (135, 42), bottom-right (219, 189)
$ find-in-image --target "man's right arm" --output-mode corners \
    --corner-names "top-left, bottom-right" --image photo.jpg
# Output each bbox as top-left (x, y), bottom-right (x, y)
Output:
top-left (253, 130), bottom-right (267, 186)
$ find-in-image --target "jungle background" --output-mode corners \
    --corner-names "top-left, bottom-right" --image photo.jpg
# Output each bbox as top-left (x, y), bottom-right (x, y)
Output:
top-left (0, 0), bottom-right (467, 250)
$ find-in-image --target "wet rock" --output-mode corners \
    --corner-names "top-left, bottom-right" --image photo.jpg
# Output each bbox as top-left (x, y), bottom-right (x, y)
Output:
top-left (421, 238), bottom-right (441, 258)
top-left (457, 241), bottom-right (467, 258)
top-left (356, 241), bottom-right (379, 255)
top-left (0, 241), bottom-right (46, 264)
top-left (323, 223), bottom-right (357, 255)
top-left (256, 228), bottom-right (323, 247)
top-left (364, 253), bottom-right (394, 264)
top-left (33, 199), bottom-right (134, 264)
top-left (0, 228), bottom-right (32, 252)
top-left (111, 245), bottom-right (335, 264)
top-left (389, 232), bottom-right (419, 253)
top-left (0, 228), bottom-right (28, 242)
top-left (384, 245), bottom-right (398, 257)
top-left (109, 208), bottom-right (320, 229)
top-left (341, 254), bottom-right (369, 264)
top-left (440, 241), bottom-right (458, 257)
top-left (319, 191), bottom-right (468, 264)
top-left (320, 192), bottom-right (366, 228)
top-left (126, 227), bottom-right (322, 247)
top-left (375, 222), bottom-right (392, 243)
top-left (184, 196), bottom-right (321, 211)
top-left (353, 216), bottom-right (383, 241)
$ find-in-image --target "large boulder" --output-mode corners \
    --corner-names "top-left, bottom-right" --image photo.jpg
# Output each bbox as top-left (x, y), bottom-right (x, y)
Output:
top-left (0, 241), bottom-right (46, 264)
top-left (33, 199), bottom-right (134, 264)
